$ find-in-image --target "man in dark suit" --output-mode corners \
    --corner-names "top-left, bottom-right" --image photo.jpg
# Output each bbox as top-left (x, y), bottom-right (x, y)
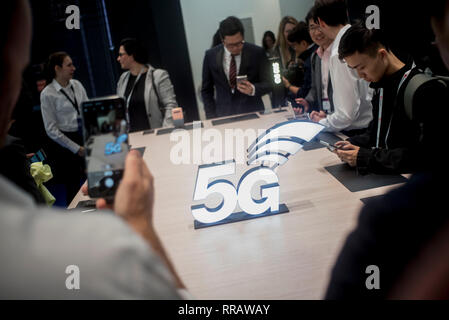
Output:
top-left (201, 16), bottom-right (273, 119)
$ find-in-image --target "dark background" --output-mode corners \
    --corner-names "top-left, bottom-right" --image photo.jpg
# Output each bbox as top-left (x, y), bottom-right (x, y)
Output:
top-left (346, 0), bottom-right (448, 75)
top-left (29, 0), bottom-right (199, 122)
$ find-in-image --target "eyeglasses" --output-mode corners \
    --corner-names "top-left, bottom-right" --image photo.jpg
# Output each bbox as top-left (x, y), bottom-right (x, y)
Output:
top-left (224, 40), bottom-right (245, 49)
top-left (308, 25), bottom-right (321, 33)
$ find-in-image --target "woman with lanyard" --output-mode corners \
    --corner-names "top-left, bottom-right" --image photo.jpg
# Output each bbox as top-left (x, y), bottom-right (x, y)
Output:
top-left (40, 51), bottom-right (88, 205)
top-left (116, 38), bottom-right (176, 132)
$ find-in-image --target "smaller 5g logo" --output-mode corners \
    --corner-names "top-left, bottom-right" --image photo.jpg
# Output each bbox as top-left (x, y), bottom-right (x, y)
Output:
top-left (191, 120), bottom-right (324, 229)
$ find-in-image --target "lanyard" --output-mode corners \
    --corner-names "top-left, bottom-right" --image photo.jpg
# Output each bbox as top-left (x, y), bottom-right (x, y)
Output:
top-left (125, 67), bottom-right (146, 109)
top-left (60, 85), bottom-right (79, 115)
top-left (376, 64), bottom-right (415, 149)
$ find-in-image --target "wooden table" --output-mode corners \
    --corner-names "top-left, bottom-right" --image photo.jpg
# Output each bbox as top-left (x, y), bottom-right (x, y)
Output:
top-left (69, 110), bottom-right (406, 299)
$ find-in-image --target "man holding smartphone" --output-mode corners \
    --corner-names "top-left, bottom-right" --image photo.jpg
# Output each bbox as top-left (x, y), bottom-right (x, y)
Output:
top-left (0, 0), bottom-right (184, 298)
top-left (333, 22), bottom-right (447, 175)
top-left (201, 16), bottom-right (273, 118)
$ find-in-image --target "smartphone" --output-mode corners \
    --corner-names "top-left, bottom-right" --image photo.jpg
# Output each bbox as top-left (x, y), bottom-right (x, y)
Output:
top-left (81, 95), bottom-right (129, 199)
top-left (30, 149), bottom-right (47, 163)
top-left (236, 75), bottom-right (248, 84)
top-left (319, 140), bottom-right (340, 152)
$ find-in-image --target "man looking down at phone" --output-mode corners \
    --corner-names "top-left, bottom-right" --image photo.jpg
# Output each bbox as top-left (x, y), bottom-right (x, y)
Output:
top-left (0, 0), bottom-right (184, 298)
top-left (333, 22), bottom-right (447, 175)
top-left (201, 16), bottom-right (272, 118)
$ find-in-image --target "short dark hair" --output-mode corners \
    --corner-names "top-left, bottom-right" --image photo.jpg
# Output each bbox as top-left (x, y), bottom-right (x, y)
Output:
top-left (287, 21), bottom-right (312, 45)
top-left (219, 16), bottom-right (244, 39)
top-left (120, 38), bottom-right (148, 64)
top-left (338, 21), bottom-right (390, 60)
top-left (305, 6), bottom-right (315, 24)
top-left (313, 0), bottom-right (348, 27)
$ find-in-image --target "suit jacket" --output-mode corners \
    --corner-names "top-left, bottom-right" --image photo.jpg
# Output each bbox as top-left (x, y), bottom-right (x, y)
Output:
top-left (117, 64), bottom-right (176, 129)
top-left (305, 51), bottom-right (334, 112)
top-left (297, 44), bottom-right (318, 99)
top-left (201, 43), bottom-right (273, 119)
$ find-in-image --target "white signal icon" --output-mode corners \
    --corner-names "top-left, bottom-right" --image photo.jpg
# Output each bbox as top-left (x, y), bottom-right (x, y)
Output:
top-left (247, 120), bottom-right (325, 169)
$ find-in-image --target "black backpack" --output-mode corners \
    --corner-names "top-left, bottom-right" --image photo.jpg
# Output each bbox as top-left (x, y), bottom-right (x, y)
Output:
top-left (403, 70), bottom-right (449, 121)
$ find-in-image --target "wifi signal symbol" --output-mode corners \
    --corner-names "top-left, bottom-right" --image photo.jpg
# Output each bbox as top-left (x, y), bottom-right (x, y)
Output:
top-left (247, 120), bottom-right (325, 169)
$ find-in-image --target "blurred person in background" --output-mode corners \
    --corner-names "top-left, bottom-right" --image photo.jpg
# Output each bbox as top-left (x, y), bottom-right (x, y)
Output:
top-left (282, 21), bottom-right (317, 100)
top-left (117, 38), bottom-right (177, 132)
top-left (40, 51), bottom-right (88, 205)
top-left (262, 30), bottom-right (276, 58)
top-left (274, 16), bottom-right (298, 69)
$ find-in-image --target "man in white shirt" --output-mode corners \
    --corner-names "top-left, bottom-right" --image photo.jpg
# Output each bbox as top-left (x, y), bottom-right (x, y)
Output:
top-left (0, 0), bottom-right (184, 299)
top-left (309, 0), bottom-right (373, 136)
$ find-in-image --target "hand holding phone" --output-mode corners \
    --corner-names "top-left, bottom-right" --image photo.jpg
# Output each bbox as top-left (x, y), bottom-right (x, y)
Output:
top-left (236, 75), bottom-right (248, 84)
top-left (320, 140), bottom-right (341, 152)
top-left (81, 95), bottom-right (129, 199)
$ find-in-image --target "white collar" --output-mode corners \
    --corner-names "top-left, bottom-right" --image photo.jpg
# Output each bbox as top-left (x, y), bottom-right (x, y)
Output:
top-left (331, 24), bottom-right (351, 54)
top-left (52, 78), bottom-right (73, 92)
top-left (224, 46), bottom-right (241, 58)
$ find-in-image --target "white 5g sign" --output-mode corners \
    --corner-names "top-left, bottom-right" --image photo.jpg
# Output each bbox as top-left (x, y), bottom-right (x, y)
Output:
top-left (191, 120), bottom-right (324, 228)
top-left (191, 160), bottom-right (280, 224)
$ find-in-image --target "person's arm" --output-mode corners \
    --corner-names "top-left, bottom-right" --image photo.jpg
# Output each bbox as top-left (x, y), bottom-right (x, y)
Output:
top-left (79, 81), bottom-right (89, 103)
top-left (201, 51), bottom-right (217, 119)
top-left (96, 150), bottom-right (185, 289)
top-left (320, 56), bottom-right (369, 132)
top-left (40, 93), bottom-right (81, 154)
top-left (356, 147), bottom-right (418, 175)
top-left (282, 76), bottom-right (300, 95)
top-left (296, 56), bottom-right (312, 98)
top-left (348, 118), bottom-right (375, 148)
top-left (153, 69), bottom-right (177, 128)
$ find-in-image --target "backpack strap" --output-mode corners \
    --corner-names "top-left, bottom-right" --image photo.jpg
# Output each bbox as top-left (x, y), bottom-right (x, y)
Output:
top-left (404, 73), bottom-right (447, 120)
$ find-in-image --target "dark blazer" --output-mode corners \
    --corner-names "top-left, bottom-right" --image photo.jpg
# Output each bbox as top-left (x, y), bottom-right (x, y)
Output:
top-left (297, 44), bottom-right (318, 99)
top-left (305, 51), bottom-right (334, 112)
top-left (201, 43), bottom-right (273, 119)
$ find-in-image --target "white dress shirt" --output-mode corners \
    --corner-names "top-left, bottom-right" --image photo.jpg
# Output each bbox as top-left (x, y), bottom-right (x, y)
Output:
top-left (317, 42), bottom-right (333, 100)
top-left (0, 174), bottom-right (180, 299)
top-left (223, 46), bottom-right (255, 95)
top-left (319, 24), bottom-right (373, 132)
top-left (40, 79), bottom-right (89, 154)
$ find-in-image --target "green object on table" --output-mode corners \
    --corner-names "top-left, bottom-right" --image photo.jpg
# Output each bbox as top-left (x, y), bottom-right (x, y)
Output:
top-left (30, 162), bottom-right (56, 206)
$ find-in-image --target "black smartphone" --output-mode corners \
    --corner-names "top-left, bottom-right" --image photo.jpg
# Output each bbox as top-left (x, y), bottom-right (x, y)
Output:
top-left (81, 95), bottom-right (129, 199)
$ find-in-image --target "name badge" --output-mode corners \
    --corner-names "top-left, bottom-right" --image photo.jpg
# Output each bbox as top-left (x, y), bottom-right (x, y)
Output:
top-left (322, 99), bottom-right (331, 113)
